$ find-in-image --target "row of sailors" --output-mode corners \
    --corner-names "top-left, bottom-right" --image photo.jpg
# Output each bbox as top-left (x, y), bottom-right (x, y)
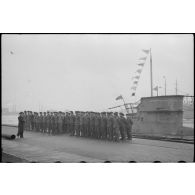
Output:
top-left (23, 110), bottom-right (133, 142)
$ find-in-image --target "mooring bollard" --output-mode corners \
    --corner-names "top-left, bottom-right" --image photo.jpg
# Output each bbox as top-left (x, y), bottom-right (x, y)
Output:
top-left (178, 160), bottom-right (186, 163)
top-left (2, 134), bottom-right (16, 140)
top-left (104, 160), bottom-right (112, 163)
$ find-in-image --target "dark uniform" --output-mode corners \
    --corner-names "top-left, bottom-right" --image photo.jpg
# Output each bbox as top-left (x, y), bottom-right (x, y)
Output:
top-left (36, 113), bottom-right (39, 132)
top-left (35, 112), bottom-right (39, 132)
top-left (29, 111), bottom-right (33, 131)
top-left (86, 112), bottom-right (90, 137)
top-left (51, 112), bottom-right (55, 134)
top-left (63, 113), bottom-right (68, 133)
top-left (82, 112), bottom-right (86, 137)
top-left (88, 112), bottom-right (92, 137)
top-left (58, 112), bottom-right (63, 134)
top-left (39, 112), bottom-right (43, 132)
top-left (75, 111), bottom-right (80, 136)
top-left (97, 113), bottom-right (101, 139)
top-left (113, 112), bottom-right (120, 142)
top-left (107, 112), bottom-right (113, 141)
top-left (66, 112), bottom-right (70, 133)
top-left (48, 112), bottom-right (52, 134)
top-left (126, 114), bottom-right (133, 140)
top-left (42, 112), bottom-right (47, 133)
top-left (62, 112), bottom-right (66, 133)
top-left (90, 112), bottom-right (95, 138)
top-left (45, 112), bottom-right (50, 133)
top-left (17, 112), bottom-right (25, 138)
top-left (28, 111), bottom-right (31, 131)
top-left (110, 112), bottom-right (114, 140)
top-left (94, 113), bottom-right (100, 139)
top-left (70, 111), bottom-right (76, 136)
top-left (69, 112), bottom-right (73, 135)
top-left (101, 112), bottom-right (107, 140)
top-left (80, 112), bottom-right (84, 137)
top-left (32, 112), bottom-right (36, 131)
top-left (54, 112), bottom-right (58, 134)
top-left (94, 113), bottom-right (98, 138)
top-left (119, 113), bottom-right (126, 140)
top-left (24, 111), bottom-right (27, 131)
top-left (26, 111), bottom-right (30, 131)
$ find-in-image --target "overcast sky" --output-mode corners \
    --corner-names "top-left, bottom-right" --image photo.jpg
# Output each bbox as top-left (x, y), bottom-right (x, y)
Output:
top-left (2, 34), bottom-right (194, 112)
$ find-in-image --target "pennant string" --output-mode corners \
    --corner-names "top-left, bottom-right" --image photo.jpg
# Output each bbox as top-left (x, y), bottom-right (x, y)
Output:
top-left (130, 49), bottom-right (149, 94)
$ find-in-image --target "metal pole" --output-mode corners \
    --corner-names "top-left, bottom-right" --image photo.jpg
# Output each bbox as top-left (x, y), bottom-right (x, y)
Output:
top-left (121, 96), bottom-right (129, 114)
top-left (165, 79), bottom-right (166, 95)
top-left (176, 79), bottom-right (178, 95)
top-left (129, 103), bottom-right (134, 113)
top-left (163, 76), bottom-right (166, 96)
top-left (150, 48), bottom-right (153, 97)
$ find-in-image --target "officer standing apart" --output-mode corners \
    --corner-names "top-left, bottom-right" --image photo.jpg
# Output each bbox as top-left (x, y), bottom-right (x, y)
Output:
top-left (17, 112), bottom-right (25, 138)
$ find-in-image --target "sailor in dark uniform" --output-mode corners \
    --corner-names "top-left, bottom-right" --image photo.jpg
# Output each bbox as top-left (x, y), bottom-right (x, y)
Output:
top-left (119, 113), bottom-right (126, 140)
top-left (75, 111), bottom-right (80, 136)
top-left (70, 111), bottom-right (76, 136)
top-left (102, 112), bottom-right (108, 140)
top-left (126, 114), bottom-right (133, 140)
top-left (17, 112), bottom-right (25, 138)
top-left (107, 112), bottom-right (113, 140)
top-left (113, 112), bottom-right (120, 142)
top-left (58, 111), bottom-right (63, 134)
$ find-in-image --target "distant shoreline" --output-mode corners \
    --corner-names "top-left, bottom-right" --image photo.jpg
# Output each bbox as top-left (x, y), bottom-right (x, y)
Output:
top-left (2, 112), bottom-right (19, 116)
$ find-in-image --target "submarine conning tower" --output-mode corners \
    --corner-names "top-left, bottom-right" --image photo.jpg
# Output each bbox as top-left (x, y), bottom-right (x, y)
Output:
top-left (132, 95), bottom-right (184, 137)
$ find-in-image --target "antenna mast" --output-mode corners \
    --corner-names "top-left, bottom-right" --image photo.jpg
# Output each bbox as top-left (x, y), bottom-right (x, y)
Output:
top-left (150, 48), bottom-right (153, 97)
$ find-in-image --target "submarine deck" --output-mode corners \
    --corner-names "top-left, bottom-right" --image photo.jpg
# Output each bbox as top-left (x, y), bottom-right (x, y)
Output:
top-left (1, 126), bottom-right (194, 162)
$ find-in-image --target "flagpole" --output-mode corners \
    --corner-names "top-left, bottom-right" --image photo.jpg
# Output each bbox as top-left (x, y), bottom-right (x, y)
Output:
top-left (121, 96), bottom-right (129, 114)
top-left (150, 48), bottom-right (153, 97)
top-left (129, 103), bottom-right (134, 113)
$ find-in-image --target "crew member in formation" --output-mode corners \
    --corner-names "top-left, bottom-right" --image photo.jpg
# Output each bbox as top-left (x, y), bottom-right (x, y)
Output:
top-left (19, 110), bottom-right (133, 142)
